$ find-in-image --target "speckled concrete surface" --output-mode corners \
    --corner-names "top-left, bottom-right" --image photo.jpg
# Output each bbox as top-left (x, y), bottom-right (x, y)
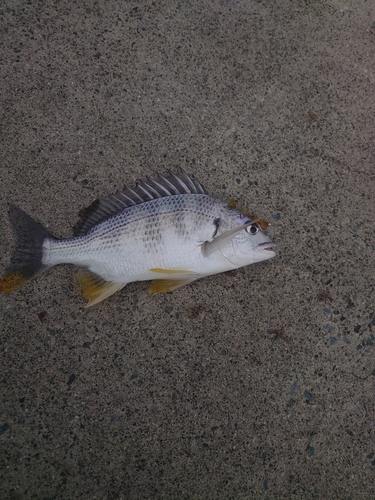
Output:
top-left (1, 1), bottom-right (375, 498)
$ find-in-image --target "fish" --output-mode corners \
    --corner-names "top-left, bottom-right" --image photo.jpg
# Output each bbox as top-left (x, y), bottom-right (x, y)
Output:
top-left (0, 170), bottom-right (276, 306)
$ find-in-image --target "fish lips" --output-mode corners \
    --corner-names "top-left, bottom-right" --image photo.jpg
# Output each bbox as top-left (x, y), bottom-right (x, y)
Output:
top-left (256, 241), bottom-right (277, 256)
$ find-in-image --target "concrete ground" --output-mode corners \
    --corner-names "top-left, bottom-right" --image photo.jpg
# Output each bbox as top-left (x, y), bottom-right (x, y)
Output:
top-left (1, 1), bottom-right (375, 498)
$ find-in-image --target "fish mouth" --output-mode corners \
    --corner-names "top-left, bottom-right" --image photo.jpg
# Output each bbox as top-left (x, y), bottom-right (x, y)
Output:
top-left (256, 242), bottom-right (277, 251)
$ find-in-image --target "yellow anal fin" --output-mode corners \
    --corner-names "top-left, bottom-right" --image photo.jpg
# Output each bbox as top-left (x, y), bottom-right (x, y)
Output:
top-left (149, 268), bottom-right (191, 274)
top-left (0, 270), bottom-right (32, 294)
top-left (149, 277), bottom-right (196, 293)
top-left (79, 270), bottom-right (125, 307)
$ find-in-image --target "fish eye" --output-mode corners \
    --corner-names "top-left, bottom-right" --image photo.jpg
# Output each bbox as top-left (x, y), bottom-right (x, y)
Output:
top-left (246, 223), bottom-right (259, 235)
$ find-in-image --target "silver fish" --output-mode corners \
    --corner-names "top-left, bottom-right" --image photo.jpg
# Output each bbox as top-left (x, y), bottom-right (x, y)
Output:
top-left (0, 170), bottom-right (276, 306)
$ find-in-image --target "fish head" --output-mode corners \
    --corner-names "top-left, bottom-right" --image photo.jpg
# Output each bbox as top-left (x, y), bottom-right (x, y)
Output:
top-left (220, 215), bottom-right (276, 266)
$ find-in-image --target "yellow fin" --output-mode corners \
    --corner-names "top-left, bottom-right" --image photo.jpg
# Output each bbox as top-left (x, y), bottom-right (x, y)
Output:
top-left (149, 277), bottom-right (196, 293)
top-left (149, 268), bottom-right (191, 274)
top-left (79, 270), bottom-right (125, 307)
top-left (0, 270), bottom-right (32, 294)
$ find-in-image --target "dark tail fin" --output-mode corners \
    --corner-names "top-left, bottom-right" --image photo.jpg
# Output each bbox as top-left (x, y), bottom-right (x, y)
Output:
top-left (0, 205), bottom-right (55, 294)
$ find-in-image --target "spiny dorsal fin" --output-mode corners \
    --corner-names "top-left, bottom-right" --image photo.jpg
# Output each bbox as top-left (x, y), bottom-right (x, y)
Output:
top-left (74, 169), bottom-right (206, 236)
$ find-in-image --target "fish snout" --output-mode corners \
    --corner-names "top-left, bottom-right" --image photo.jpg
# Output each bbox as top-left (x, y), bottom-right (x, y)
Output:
top-left (256, 241), bottom-right (277, 252)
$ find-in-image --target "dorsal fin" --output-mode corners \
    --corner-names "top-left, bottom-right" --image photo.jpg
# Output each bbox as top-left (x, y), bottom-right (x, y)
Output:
top-left (74, 169), bottom-right (206, 236)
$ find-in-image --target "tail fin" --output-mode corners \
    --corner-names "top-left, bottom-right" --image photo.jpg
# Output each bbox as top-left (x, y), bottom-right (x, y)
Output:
top-left (0, 205), bottom-right (55, 294)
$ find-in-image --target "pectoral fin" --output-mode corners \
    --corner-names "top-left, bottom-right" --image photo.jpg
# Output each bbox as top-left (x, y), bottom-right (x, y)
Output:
top-left (79, 269), bottom-right (125, 307)
top-left (201, 221), bottom-right (255, 257)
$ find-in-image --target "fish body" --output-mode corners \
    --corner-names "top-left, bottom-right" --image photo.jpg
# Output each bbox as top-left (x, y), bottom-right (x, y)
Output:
top-left (0, 171), bottom-right (276, 306)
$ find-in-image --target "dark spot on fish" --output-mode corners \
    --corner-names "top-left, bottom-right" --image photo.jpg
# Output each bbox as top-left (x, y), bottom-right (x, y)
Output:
top-left (213, 218), bottom-right (220, 237)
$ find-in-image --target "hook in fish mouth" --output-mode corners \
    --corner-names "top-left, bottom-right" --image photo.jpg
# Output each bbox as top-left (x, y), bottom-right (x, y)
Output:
top-left (256, 242), bottom-right (277, 251)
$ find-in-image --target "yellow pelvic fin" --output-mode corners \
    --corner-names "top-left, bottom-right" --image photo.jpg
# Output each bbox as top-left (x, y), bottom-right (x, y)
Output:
top-left (79, 270), bottom-right (125, 307)
top-left (149, 277), bottom-right (196, 293)
top-left (149, 268), bottom-right (191, 274)
top-left (0, 270), bottom-right (33, 294)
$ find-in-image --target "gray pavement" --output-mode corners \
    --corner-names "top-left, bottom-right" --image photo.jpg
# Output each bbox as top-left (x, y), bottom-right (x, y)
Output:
top-left (1, 1), bottom-right (375, 498)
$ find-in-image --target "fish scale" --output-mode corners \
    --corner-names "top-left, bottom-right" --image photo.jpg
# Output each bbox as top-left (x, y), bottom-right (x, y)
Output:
top-left (0, 170), bottom-right (276, 306)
